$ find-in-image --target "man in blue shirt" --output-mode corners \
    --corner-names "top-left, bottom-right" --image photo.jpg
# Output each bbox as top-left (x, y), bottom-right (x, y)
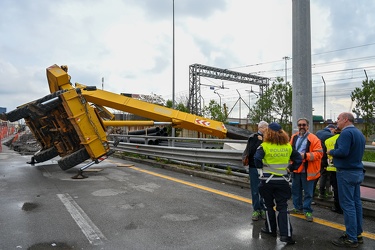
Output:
top-left (328, 112), bottom-right (365, 248)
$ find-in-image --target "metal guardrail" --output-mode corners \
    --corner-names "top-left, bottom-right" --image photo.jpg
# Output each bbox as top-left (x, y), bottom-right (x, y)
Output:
top-left (111, 142), bottom-right (243, 168)
top-left (109, 134), bottom-right (375, 189)
top-left (364, 161), bottom-right (375, 188)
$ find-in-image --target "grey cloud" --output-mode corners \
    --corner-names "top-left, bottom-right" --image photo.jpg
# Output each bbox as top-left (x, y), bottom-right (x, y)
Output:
top-left (313, 0), bottom-right (375, 57)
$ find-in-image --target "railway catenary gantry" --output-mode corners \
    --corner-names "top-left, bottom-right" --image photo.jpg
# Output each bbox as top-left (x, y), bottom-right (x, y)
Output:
top-left (187, 63), bottom-right (269, 116)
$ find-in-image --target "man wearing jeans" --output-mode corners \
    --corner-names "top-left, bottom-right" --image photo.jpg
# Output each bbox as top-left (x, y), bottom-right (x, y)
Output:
top-left (242, 121), bottom-right (268, 221)
top-left (289, 118), bottom-right (323, 222)
top-left (328, 112), bottom-right (365, 248)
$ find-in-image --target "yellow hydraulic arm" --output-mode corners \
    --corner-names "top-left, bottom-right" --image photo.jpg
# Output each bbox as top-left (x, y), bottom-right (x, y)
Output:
top-left (78, 84), bottom-right (227, 138)
top-left (46, 64), bottom-right (227, 138)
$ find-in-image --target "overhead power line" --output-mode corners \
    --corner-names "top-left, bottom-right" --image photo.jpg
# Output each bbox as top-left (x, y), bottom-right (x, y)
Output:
top-left (195, 43), bottom-right (375, 116)
top-left (230, 42), bottom-right (375, 74)
top-left (312, 42), bottom-right (375, 56)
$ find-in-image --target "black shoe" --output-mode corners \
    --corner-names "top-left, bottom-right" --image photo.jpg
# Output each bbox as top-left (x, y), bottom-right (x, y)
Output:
top-left (332, 237), bottom-right (358, 248)
top-left (280, 236), bottom-right (296, 244)
top-left (261, 227), bottom-right (277, 237)
top-left (357, 235), bottom-right (364, 244)
top-left (340, 233), bottom-right (363, 244)
top-left (331, 207), bottom-right (343, 214)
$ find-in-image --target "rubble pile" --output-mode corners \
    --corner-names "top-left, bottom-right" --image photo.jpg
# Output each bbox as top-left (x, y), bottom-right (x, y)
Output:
top-left (3, 132), bottom-right (41, 155)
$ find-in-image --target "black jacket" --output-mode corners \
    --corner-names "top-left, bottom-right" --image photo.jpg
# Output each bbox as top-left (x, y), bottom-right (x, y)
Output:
top-left (243, 132), bottom-right (263, 168)
top-left (315, 128), bottom-right (334, 170)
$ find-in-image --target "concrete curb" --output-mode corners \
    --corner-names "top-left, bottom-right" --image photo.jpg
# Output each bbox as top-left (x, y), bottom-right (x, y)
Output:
top-left (114, 153), bottom-right (250, 188)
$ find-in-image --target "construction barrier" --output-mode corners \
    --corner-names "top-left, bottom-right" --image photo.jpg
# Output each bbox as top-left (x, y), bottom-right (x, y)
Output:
top-left (0, 121), bottom-right (19, 152)
top-left (0, 123), bottom-right (6, 152)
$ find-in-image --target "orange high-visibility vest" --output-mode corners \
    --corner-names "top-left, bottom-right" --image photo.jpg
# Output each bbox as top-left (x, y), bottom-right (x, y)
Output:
top-left (290, 132), bottom-right (323, 181)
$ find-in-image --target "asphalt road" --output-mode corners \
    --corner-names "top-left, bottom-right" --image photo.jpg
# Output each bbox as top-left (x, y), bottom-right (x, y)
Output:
top-left (1, 145), bottom-right (375, 250)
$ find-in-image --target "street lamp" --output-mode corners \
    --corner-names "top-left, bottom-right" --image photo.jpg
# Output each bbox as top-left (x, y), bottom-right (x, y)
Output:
top-left (246, 88), bottom-right (260, 122)
top-left (246, 88), bottom-right (259, 109)
top-left (172, 0), bottom-right (175, 110)
top-left (214, 90), bottom-right (222, 107)
top-left (171, 0), bottom-right (175, 142)
top-left (322, 76), bottom-right (326, 121)
top-left (282, 56), bottom-right (290, 84)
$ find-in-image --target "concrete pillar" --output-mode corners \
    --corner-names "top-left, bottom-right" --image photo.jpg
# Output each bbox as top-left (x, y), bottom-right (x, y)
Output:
top-left (292, 0), bottom-right (313, 132)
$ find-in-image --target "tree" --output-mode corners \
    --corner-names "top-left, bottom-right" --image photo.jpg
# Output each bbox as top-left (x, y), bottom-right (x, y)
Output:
top-left (249, 77), bottom-right (292, 133)
top-left (202, 100), bottom-right (227, 123)
top-left (250, 89), bottom-right (273, 122)
top-left (166, 100), bottom-right (189, 112)
top-left (166, 94), bottom-right (190, 112)
top-left (272, 79), bottom-right (293, 124)
top-left (351, 79), bottom-right (375, 139)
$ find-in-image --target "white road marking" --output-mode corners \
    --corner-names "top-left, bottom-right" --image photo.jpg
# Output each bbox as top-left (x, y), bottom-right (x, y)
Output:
top-left (57, 193), bottom-right (106, 245)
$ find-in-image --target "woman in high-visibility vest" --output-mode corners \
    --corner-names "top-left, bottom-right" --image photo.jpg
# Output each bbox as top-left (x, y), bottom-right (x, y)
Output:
top-left (325, 128), bottom-right (343, 214)
top-left (254, 122), bottom-right (302, 245)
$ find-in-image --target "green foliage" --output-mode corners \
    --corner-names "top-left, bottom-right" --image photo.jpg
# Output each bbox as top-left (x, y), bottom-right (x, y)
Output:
top-left (166, 100), bottom-right (173, 108)
top-left (363, 150), bottom-right (375, 162)
top-left (122, 152), bottom-right (143, 158)
top-left (165, 99), bottom-right (189, 136)
top-left (202, 99), bottom-right (227, 123)
top-left (176, 103), bottom-right (189, 112)
top-left (249, 77), bottom-right (292, 134)
top-left (154, 157), bottom-right (170, 164)
top-left (166, 99), bottom-right (189, 112)
top-left (226, 166), bottom-right (232, 175)
top-left (351, 79), bottom-right (375, 139)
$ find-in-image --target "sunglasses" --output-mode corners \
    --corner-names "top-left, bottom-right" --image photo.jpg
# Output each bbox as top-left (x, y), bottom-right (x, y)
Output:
top-left (297, 123), bottom-right (307, 127)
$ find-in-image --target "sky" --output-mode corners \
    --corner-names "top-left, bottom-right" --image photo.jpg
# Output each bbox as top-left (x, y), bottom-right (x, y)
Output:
top-left (1, 0), bottom-right (375, 122)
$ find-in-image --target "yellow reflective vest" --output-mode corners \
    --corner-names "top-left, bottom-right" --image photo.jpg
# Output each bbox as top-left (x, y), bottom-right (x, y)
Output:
top-left (325, 134), bottom-right (340, 172)
top-left (262, 142), bottom-right (292, 177)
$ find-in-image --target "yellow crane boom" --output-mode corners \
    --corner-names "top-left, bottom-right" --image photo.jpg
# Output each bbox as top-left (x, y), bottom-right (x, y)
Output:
top-left (1, 64), bottom-right (227, 171)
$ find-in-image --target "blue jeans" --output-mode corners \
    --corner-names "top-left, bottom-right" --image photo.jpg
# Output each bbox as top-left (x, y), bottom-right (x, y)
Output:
top-left (291, 173), bottom-right (314, 213)
top-left (337, 170), bottom-right (364, 242)
top-left (249, 168), bottom-right (265, 211)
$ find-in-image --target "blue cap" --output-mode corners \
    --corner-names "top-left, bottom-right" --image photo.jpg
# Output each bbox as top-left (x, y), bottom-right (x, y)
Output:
top-left (269, 122), bottom-right (282, 132)
top-left (326, 124), bottom-right (336, 129)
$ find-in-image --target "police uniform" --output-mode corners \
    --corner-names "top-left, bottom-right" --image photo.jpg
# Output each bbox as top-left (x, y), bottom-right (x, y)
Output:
top-left (254, 122), bottom-right (302, 244)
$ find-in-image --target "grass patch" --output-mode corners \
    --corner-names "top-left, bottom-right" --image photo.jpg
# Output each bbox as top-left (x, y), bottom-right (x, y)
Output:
top-left (121, 152), bottom-right (146, 159)
top-left (226, 166), bottom-right (232, 175)
top-left (363, 151), bottom-right (375, 162)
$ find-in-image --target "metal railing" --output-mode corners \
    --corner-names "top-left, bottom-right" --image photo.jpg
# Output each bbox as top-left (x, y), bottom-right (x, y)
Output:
top-left (109, 134), bottom-right (375, 189)
top-left (364, 161), bottom-right (375, 188)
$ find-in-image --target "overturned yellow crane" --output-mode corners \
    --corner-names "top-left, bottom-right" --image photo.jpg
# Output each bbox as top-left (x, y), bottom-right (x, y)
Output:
top-left (2, 64), bottom-right (227, 171)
